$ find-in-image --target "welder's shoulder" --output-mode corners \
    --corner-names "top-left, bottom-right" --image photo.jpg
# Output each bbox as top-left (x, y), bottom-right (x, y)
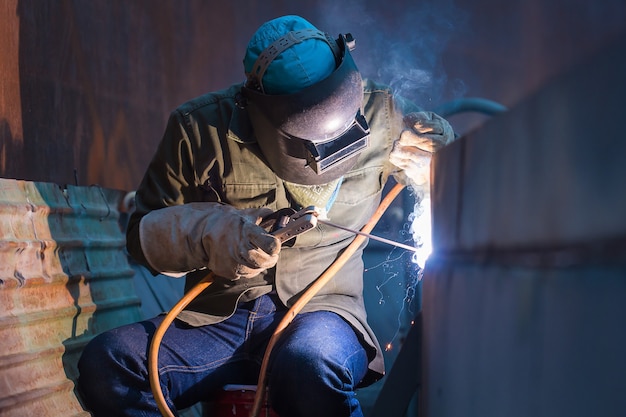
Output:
top-left (362, 79), bottom-right (395, 115)
top-left (362, 79), bottom-right (421, 115)
top-left (174, 84), bottom-right (242, 117)
top-left (362, 78), bottom-right (394, 97)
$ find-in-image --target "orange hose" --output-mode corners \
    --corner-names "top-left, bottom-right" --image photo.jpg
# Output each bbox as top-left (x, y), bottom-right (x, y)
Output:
top-left (149, 182), bottom-right (406, 417)
top-left (249, 183), bottom-right (405, 417)
top-left (149, 272), bottom-right (215, 417)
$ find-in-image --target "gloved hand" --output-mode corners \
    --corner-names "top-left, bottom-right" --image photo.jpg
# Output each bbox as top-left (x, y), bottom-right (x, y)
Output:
top-left (389, 111), bottom-right (455, 187)
top-left (138, 203), bottom-right (280, 280)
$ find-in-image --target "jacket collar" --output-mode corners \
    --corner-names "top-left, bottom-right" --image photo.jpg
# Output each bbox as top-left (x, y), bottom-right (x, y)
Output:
top-left (227, 85), bottom-right (257, 144)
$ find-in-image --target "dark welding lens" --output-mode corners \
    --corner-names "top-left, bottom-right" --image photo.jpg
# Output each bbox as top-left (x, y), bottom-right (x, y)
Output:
top-left (304, 111), bottom-right (370, 174)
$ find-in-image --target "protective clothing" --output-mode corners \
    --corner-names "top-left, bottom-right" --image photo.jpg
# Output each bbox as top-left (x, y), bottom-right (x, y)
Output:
top-left (403, 111), bottom-right (455, 152)
top-left (241, 16), bottom-right (369, 185)
top-left (389, 111), bottom-right (455, 188)
top-left (126, 79), bottom-right (417, 386)
top-left (139, 203), bottom-right (280, 280)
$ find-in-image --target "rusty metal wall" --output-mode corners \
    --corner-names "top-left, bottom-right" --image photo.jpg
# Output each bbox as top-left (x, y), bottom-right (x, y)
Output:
top-left (0, 178), bottom-right (142, 417)
top-left (421, 34), bottom-right (626, 417)
top-left (1, 0), bottom-right (625, 191)
top-left (0, 0), bottom-right (326, 191)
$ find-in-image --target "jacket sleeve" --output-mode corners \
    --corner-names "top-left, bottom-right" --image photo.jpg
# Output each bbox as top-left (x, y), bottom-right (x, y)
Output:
top-left (379, 87), bottom-right (424, 186)
top-left (126, 109), bottom-right (207, 273)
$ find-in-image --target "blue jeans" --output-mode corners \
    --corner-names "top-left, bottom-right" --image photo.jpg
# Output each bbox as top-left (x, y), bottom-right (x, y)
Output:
top-left (77, 293), bottom-right (369, 417)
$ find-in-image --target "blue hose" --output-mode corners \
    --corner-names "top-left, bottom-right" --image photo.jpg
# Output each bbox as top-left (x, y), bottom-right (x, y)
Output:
top-left (434, 97), bottom-right (507, 118)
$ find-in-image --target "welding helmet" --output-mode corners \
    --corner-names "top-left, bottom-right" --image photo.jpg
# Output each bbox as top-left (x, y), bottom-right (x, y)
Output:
top-left (241, 16), bottom-right (370, 185)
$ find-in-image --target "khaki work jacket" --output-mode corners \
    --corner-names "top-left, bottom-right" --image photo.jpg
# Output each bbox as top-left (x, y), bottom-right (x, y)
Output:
top-left (126, 79), bottom-right (418, 385)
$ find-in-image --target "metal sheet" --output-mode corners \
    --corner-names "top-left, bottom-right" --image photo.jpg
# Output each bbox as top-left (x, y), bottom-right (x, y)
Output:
top-left (431, 36), bottom-right (626, 253)
top-left (422, 263), bottom-right (626, 417)
top-left (0, 179), bottom-right (141, 417)
top-left (419, 34), bottom-right (626, 417)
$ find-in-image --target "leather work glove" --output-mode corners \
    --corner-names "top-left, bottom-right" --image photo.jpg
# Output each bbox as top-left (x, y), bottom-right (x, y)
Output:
top-left (138, 203), bottom-right (281, 280)
top-left (389, 111), bottom-right (455, 187)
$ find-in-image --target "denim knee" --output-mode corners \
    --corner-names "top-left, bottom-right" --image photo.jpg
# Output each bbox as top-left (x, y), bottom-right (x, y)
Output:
top-left (77, 324), bottom-right (153, 415)
top-left (267, 312), bottom-right (368, 417)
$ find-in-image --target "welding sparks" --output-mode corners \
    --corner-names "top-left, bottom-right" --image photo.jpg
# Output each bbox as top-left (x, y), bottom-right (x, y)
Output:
top-left (366, 189), bottom-right (432, 355)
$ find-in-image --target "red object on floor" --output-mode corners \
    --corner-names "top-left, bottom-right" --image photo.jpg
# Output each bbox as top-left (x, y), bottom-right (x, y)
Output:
top-left (211, 385), bottom-right (279, 417)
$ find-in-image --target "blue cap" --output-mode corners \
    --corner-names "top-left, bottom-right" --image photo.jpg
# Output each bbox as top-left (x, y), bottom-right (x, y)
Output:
top-left (243, 16), bottom-right (336, 95)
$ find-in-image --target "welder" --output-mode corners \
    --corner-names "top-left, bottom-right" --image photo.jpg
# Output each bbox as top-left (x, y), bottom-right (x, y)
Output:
top-left (77, 15), bottom-right (454, 417)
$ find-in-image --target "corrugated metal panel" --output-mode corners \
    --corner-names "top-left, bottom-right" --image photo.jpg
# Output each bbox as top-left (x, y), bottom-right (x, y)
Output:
top-left (421, 35), bottom-right (626, 417)
top-left (0, 179), bottom-right (142, 417)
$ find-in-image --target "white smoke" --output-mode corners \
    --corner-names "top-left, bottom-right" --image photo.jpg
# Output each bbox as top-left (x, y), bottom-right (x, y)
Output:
top-left (314, 0), bottom-right (464, 271)
top-left (324, 0), bottom-right (466, 106)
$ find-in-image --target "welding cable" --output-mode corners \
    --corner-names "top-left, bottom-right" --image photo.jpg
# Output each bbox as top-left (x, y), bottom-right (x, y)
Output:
top-left (149, 183), bottom-right (405, 417)
top-left (149, 272), bottom-right (216, 417)
top-left (249, 182), bottom-right (405, 417)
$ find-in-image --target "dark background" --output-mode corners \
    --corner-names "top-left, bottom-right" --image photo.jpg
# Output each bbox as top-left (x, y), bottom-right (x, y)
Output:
top-left (1, 0), bottom-right (625, 191)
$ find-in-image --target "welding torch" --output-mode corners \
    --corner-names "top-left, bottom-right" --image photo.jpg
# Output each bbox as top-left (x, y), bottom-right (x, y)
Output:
top-left (261, 205), bottom-right (419, 252)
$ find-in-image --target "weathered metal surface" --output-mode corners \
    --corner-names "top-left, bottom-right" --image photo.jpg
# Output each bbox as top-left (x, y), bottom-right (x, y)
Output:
top-left (419, 34), bottom-right (626, 417)
top-left (3, 1), bottom-right (625, 191)
top-left (0, 178), bottom-right (142, 417)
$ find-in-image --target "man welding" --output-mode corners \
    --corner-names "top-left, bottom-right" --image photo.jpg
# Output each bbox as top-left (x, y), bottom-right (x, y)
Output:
top-left (77, 15), bottom-right (454, 417)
